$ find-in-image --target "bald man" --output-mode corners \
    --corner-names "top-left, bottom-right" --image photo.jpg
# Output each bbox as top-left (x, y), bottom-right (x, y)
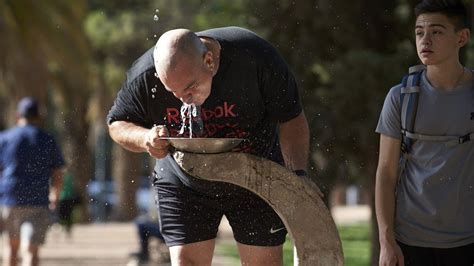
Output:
top-left (107, 27), bottom-right (310, 265)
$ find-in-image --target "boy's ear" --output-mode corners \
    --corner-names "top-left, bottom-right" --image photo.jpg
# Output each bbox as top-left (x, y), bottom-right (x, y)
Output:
top-left (458, 28), bottom-right (470, 47)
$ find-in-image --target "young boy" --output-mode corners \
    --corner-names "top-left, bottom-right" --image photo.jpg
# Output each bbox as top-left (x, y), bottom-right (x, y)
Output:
top-left (375, 0), bottom-right (474, 265)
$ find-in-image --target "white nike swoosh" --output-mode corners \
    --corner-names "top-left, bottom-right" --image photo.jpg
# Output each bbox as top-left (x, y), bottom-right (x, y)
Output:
top-left (270, 227), bottom-right (285, 234)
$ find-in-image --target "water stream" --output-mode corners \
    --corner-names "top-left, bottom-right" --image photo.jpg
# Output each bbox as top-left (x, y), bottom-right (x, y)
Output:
top-left (179, 103), bottom-right (202, 138)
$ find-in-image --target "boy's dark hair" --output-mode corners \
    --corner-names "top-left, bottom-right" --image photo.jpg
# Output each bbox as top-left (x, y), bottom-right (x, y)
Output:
top-left (415, 0), bottom-right (470, 31)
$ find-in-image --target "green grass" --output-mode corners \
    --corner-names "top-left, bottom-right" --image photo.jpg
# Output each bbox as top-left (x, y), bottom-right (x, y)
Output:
top-left (339, 223), bottom-right (371, 266)
top-left (215, 223), bottom-right (371, 266)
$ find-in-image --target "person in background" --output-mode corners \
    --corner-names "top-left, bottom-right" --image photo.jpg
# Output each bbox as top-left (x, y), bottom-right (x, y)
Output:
top-left (375, 0), bottom-right (474, 265)
top-left (0, 97), bottom-right (65, 266)
top-left (57, 173), bottom-right (81, 238)
top-left (129, 177), bottom-right (168, 264)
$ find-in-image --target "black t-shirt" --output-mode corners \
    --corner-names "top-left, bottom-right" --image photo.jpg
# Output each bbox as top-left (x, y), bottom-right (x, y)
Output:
top-left (107, 27), bottom-right (302, 187)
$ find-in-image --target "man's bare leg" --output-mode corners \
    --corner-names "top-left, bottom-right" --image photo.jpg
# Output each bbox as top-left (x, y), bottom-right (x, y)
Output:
top-left (169, 239), bottom-right (215, 266)
top-left (238, 243), bottom-right (283, 266)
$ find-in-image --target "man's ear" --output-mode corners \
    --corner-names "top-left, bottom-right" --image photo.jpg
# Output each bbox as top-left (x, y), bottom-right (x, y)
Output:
top-left (458, 28), bottom-right (470, 47)
top-left (203, 51), bottom-right (214, 70)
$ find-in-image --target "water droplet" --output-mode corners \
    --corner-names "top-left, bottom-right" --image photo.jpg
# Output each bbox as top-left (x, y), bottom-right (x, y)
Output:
top-left (154, 72), bottom-right (159, 78)
top-left (153, 15), bottom-right (159, 21)
top-left (155, 9), bottom-right (160, 13)
top-left (152, 95), bottom-right (155, 98)
top-left (160, 168), bottom-right (164, 171)
top-left (154, 34), bottom-right (157, 38)
top-left (131, 180), bottom-right (135, 183)
top-left (151, 88), bottom-right (157, 93)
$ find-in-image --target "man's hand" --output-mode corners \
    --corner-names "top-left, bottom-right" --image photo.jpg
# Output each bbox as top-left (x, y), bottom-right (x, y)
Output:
top-left (145, 125), bottom-right (170, 159)
top-left (379, 240), bottom-right (404, 266)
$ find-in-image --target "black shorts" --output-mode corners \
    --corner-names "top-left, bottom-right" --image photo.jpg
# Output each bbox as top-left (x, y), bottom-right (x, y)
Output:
top-left (151, 169), bottom-right (287, 247)
top-left (397, 241), bottom-right (474, 266)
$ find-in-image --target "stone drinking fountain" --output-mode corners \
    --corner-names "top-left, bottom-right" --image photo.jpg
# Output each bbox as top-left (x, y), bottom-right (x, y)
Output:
top-left (171, 148), bottom-right (344, 266)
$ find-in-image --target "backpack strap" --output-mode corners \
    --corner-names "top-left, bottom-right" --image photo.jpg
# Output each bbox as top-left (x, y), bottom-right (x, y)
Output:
top-left (400, 65), bottom-right (425, 153)
top-left (398, 66), bottom-right (474, 179)
top-left (404, 131), bottom-right (473, 146)
top-left (400, 66), bottom-right (474, 152)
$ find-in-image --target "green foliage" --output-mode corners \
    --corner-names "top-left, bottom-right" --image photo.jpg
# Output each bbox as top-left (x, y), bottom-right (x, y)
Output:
top-left (85, 10), bottom-right (153, 57)
top-left (84, 4), bottom-right (155, 93)
top-left (311, 47), bottom-right (416, 183)
top-left (194, 0), bottom-right (250, 30)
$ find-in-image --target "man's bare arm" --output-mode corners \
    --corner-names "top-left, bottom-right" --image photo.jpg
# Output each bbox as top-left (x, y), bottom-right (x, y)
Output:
top-left (279, 112), bottom-right (323, 197)
top-left (108, 121), bottom-right (149, 153)
top-left (279, 112), bottom-right (309, 172)
top-left (108, 121), bottom-right (170, 159)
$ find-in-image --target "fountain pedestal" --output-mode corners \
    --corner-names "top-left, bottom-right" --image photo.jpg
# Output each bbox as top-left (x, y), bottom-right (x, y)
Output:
top-left (173, 151), bottom-right (343, 266)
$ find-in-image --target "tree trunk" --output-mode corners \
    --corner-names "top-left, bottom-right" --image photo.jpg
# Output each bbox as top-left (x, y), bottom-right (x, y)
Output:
top-left (63, 105), bottom-right (93, 223)
top-left (112, 144), bottom-right (142, 221)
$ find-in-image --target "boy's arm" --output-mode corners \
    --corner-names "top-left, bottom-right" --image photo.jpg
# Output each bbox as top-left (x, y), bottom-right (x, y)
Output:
top-left (375, 134), bottom-right (405, 266)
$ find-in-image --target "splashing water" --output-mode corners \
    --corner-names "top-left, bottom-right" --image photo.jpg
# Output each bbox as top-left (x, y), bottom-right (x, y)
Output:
top-left (179, 103), bottom-right (203, 138)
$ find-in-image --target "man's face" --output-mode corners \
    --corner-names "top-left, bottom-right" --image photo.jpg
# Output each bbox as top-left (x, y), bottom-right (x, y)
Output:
top-left (158, 53), bottom-right (213, 106)
top-left (415, 13), bottom-right (466, 66)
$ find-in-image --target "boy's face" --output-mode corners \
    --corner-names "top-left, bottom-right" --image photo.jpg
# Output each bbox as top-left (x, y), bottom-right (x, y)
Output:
top-left (415, 13), bottom-right (469, 66)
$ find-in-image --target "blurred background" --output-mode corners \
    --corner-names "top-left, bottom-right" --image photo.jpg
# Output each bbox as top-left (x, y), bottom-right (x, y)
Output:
top-left (1, 0), bottom-right (473, 265)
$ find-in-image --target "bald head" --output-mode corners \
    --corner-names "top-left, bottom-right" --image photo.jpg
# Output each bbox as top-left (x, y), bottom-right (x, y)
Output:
top-left (153, 29), bottom-right (207, 76)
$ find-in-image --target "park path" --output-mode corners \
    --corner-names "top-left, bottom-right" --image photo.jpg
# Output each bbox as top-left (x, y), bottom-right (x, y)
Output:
top-left (0, 205), bottom-right (369, 265)
top-left (0, 220), bottom-right (238, 266)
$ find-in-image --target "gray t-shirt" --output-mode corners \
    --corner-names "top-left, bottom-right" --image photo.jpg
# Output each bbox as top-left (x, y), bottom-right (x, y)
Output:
top-left (376, 71), bottom-right (474, 248)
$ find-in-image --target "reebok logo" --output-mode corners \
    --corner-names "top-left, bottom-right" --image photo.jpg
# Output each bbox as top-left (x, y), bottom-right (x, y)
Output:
top-left (166, 102), bottom-right (237, 123)
top-left (270, 227), bottom-right (285, 234)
